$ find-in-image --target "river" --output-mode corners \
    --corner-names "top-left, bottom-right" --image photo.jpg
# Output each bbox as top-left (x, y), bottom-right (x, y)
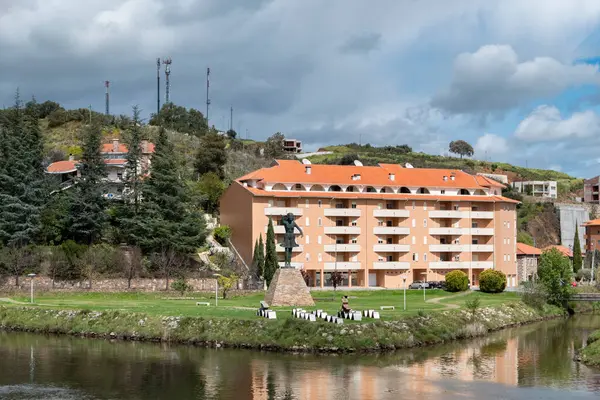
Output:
top-left (1, 315), bottom-right (600, 399)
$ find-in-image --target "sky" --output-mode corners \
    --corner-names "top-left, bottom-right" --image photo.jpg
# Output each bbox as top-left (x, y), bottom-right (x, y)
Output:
top-left (3, 0), bottom-right (600, 177)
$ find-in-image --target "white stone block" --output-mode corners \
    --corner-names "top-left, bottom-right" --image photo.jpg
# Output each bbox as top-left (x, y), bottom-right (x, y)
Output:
top-left (372, 312), bottom-right (380, 319)
top-left (266, 311), bottom-right (277, 319)
top-left (308, 314), bottom-right (316, 322)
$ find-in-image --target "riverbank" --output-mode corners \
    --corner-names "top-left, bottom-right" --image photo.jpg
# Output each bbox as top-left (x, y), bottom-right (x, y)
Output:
top-left (0, 301), bottom-right (564, 353)
top-left (580, 329), bottom-right (600, 366)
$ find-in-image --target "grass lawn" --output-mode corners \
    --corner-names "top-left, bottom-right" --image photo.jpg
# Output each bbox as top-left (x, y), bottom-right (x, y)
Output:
top-left (2, 289), bottom-right (521, 321)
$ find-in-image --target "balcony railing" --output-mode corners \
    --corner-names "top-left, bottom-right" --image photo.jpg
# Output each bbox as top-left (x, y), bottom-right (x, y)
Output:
top-left (429, 244), bottom-right (470, 252)
top-left (470, 228), bottom-right (494, 236)
top-left (373, 209), bottom-right (410, 218)
top-left (373, 244), bottom-right (410, 252)
top-left (429, 227), bottom-right (470, 235)
top-left (275, 244), bottom-right (303, 253)
top-left (324, 208), bottom-right (361, 217)
top-left (429, 261), bottom-right (493, 269)
top-left (471, 245), bottom-right (494, 252)
top-left (471, 211), bottom-right (494, 219)
top-left (372, 262), bottom-right (410, 269)
top-left (324, 262), bottom-right (362, 270)
top-left (324, 244), bottom-right (361, 252)
top-left (264, 207), bottom-right (303, 216)
top-left (429, 210), bottom-right (470, 219)
top-left (324, 226), bottom-right (361, 235)
top-left (373, 227), bottom-right (410, 235)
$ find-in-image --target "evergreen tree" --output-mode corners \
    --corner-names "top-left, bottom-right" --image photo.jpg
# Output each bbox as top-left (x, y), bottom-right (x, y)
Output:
top-left (0, 92), bottom-right (46, 246)
top-left (573, 223), bottom-right (582, 273)
top-left (123, 106), bottom-right (143, 212)
top-left (194, 131), bottom-right (227, 179)
top-left (257, 234), bottom-right (265, 279)
top-left (69, 122), bottom-right (107, 244)
top-left (264, 218), bottom-right (278, 286)
top-left (131, 128), bottom-right (207, 254)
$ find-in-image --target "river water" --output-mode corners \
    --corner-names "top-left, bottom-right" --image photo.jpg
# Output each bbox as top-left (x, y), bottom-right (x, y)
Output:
top-left (1, 316), bottom-right (600, 399)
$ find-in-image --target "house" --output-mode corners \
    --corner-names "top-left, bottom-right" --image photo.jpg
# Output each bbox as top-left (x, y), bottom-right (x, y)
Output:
top-left (583, 218), bottom-right (600, 253)
top-left (220, 159), bottom-right (519, 289)
top-left (516, 242), bottom-right (541, 283)
top-left (45, 138), bottom-right (155, 200)
top-left (584, 176), bottom-right (600, 203)
top-left (542, 245), bottom-right (575, 258)
top-left (511, 180), bottom-right (557, 199)
top-left (283, 139), bottom-right (302, 153)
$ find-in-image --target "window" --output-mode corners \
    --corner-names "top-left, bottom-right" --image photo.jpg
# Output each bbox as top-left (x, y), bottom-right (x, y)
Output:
top-left (306, 253), bottom-right (310, 261)
top-left (378, 238), bottom-right (384, 244)
top-left (378, 256), bottom-right (385, 261)
top-left (351, 238), bottom-right (358, 244)
top-left (453, 205), bottom-right (459, 211)
top-left (424, 202), bottom-right (427, 210)
top-left (503, 254), bottom-right (507, 261)
top-left (386, 237), bottom-right (393, 244)
top-left (472, 239), bottom-right (478, 245)
top-left (454, 255), bottom-right (460, 261)
top-left (508, 254), bottom-right (511, 261)
top-left (318, 218), bottom-right (322, 227)
top-left (507, 222), bottom-right (510, 229)
top-left (423, 236), bottom-right (427, 245)
top-left (378, 220), bottom-right (384, 226)
top-left (305, 236), bottom-right (310, 245)
top-left (116, 173), bottom-right (123, 180)
top-left (454, 238), bottom-right (460, 244)
top-left (472, 206), bottom-right (478, 211)
top-left (472, 222), bottom-right (478, 228)
top-left (386, 220), bottom-right (393, 227)
top-left (351, 220), bottom-right (358, 227)
top-left (318, 236), bottom-right (322, 244)
top-left (387, 255), bottom-right (393, 262)
top-left (318, 200), bottom-right (322, 208)
top-left (412, 253), bottom-right (418, 262)
top-left (412, 219), bottom-right (416, 228)
top-left (305, 199), bottom-right (309, 208)
top-left (296, 184), bottom-right (303, 190)
top-left (441, 189), bottom-right (445, 194)
top-left (423, 219), bottom-right (427, 227)
top-left (503, 238), bottom-right (506, 245)
top-left (412, 201), bottom-right (415, 210)
top-left (268, 200), bottom-right (273, 207)
top-left (335, 203), bottom-right (343, 209)
top-left (336, 220), bottom-right (343, 227)
top-left (318, 253), bottom-right (322, 262)
top-left (412, 236), bottom-right (416, 245)
top-left (351, 202), bottom-right (357, 209)
top-left (305, 217), bottom-right (310, 226)
top-left (423, 253), bottom-right (427, 262)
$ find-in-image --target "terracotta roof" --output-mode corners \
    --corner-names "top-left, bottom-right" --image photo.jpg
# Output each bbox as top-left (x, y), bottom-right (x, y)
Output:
top-left (237, 159), bottom-right (501, 190)
top-left (104, 159), bottom-right (127, 165)
top-left (101, 142), bottom-right (155, 154)
top-left (238, 182), bottom-right (520, 203)
top-left (543, 245), bottom-right (574, 258)
top-left (584, 219), bottom-right (600, 226)
top-left (46, 160), bottom-right (77, 174)
top-left (517, 242), bottom-right (542, 256)
top-left (475, 175), bottom-right (506, 188)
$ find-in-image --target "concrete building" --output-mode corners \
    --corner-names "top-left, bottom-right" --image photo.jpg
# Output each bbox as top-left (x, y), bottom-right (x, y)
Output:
top-left (283, 139), bottom-right (302, 153)
top-left (220, 159), bottom-right (519, 289)
top-left (511, 180), bottom-right (557, 199)
top-left (584, 175), bottom-right (600, 203)
top-left (516, 242), bottom-right (541, 283)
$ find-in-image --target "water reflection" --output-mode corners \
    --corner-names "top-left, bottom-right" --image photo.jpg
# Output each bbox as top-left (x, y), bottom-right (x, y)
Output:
top-left (1, 316), bottom-right (600, 399)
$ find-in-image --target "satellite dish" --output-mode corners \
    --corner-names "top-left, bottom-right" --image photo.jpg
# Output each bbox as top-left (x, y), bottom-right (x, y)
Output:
top-left (405, 163), bottom-right (414, 168)
top-left (301, 159), bottom-right (311, 165)
top-left (353, 160), bottom-right (363, 166)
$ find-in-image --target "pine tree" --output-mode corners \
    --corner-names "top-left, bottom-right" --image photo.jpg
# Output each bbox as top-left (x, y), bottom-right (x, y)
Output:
top-left (123, 106), bottom-right (143, 212)
top-left (573, 223), bottom-right (582, 273)
top-left (69, 122), bottom-right (107, 244)
top-left (0, 92), bottom-right (46, 246)
top-left (257, 234), bottom-right (265, 279)
top-left (194, 131), bottom-right (227, 179)
top-left (264, 218), bottom-right (278, 286)
top-left (132, 128), bottom-right (207, 254)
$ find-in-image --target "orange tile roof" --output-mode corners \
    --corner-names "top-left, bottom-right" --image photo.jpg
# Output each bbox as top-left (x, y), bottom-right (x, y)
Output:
top-left (517, 242), bottom-right (542, 256)
top-left (584, 218), bottom-right (600, 226)
top-left (239, 182), bottom-right (519, 203)
top-left (46, 160), bottom-right (78, 174)
top-left (101, 142), bottom-right (155, 154)
top-left (237, 159), bottom-right (499, 190)
top-left (543, 245), bottom-right (575, 258)
top-left (475, 175), bottom-right (506, 188)
top-left (104, 159), bottom-right (127, 165)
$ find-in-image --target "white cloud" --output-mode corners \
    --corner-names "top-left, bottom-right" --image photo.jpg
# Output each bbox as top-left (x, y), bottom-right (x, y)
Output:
top-left (474, 133), bottom-right (509, 156)
top-left (514, 105), bottom-right (600, 142)
top-left (432, 45), bottom-right (600, 115)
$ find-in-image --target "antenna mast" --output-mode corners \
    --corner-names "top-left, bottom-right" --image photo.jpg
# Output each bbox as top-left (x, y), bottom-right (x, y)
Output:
top-left (206, 67), bottom-right (211, 126)
top-left (156, 58), bottom-right (161, 113)
top-left (104, 81), bottom-right (110, 116)
top-left (163, 57), bottom-right (172, 104)
top-left (230, 106), bottom-right (233, 132)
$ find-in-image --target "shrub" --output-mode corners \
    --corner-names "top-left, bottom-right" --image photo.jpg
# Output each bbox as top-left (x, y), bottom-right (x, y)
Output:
top-left (213, 225), bottom-right (232, 246)
top-left (465, 295), bottom-right (481, 320)
top-left (445, 270), bottom-right (469, 292)
top-left (576, 268), bottom-right (592, 282)
top-left (171, 278), bottom-right (191, 295)
top-left (479, 270), bottom-right (507, 293)
top-left (520, 281), bottom-right (547, 310)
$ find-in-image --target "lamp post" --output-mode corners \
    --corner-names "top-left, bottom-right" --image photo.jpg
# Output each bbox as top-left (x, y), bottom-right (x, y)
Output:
top-left (27, 273), bottom-right (36, 304)
top-left (402, 274), bottom-right (407, 311)
top-left (421, 271), bottom-right (427, 302)
top-left (212, 274), bottom-right (221, 306)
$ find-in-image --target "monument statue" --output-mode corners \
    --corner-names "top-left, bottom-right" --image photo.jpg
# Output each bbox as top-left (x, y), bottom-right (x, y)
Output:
top-left (280, 213), bottom-right (303, 267)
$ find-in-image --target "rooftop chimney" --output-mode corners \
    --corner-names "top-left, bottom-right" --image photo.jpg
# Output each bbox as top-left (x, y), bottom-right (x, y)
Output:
top-left (389, 173), bottom-right (395, 181)
top-left (112, 138), bottom-right (119, 152)
top-left (305, 165), bottom-right (311, 175)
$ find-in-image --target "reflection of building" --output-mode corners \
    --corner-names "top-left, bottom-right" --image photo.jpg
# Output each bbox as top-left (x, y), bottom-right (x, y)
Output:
top-left (516, 243), bottom-right (541, 284)
top-left (511, 180), bottom-right (557, 199)
top-left (220, 159), bottom-right (519, 288)
top-left (45, 138), bottom-right (155, 200)
top-left (283, 139), bottom-right (302, 153)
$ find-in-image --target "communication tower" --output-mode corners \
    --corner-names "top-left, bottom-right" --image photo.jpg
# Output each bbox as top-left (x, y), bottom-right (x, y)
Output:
top-left (163, 57), bottom-right (172, 104)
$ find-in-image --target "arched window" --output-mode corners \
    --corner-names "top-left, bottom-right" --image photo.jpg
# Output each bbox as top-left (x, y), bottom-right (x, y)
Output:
top-left (381, 186), bottom-right (395, 194)
top-left (346, 185), bottom-right (357, 192)
top-left (474, 189), bottom-right (486, 195)
top-left (310, 184), bottom-right (325, 192)
top-left (293, 183), bottom-right (307, 191)
top-left (399, 187), bottom-right (411, 194)
top-left (365, 186), bottom-right (377, 193)
top-left (329, 185), bottom-right (342, 192)
top-left (459, 189), bottom-right (471, 195)
top-left (271, 183), bottom-right (288, 191)
top-left (417, 187), bottom-right (430, 194)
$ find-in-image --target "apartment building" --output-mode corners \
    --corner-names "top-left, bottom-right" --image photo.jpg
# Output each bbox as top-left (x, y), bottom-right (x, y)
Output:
top-left (283, 139), bottom-right (302, 153)
top-left (511, 180), bottom-right (557, 199)
top-left (584, 175), bottom-right (600, 203)
top-left (583, 219), bottom-right (600, 252)
top-left (220, 159), bottom-right (519, 289)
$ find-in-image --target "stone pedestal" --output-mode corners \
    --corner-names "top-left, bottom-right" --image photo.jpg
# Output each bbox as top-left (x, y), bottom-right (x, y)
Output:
top-left (264, 268), bottom-right (315, 307)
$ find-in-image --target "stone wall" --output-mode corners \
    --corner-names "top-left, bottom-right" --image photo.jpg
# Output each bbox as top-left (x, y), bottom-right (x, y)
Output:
top-left (0, 277), bottom-right (217, 293)
top-left (517, 256), bottom-right (538, 283)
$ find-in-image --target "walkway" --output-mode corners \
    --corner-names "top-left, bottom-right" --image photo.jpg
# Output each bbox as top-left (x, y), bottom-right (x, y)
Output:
top-left (425, 291), bottom-right (472, 310)
top-left (0, 297), bottom-right (28, 305)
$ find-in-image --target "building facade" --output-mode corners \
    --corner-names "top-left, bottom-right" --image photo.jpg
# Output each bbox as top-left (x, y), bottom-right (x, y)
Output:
top-left (511, 180), bottom-right (557, 199)
top-left (283, 139), bottom-right (302, 153)
top-left (584, 176), bottom-right (600, 203)
top-left (516, 242), bottom-right (541, 284)
top-left (220, 160), bottom-right (519, 289)
top-left (584, 219), bottom-right (600, 252)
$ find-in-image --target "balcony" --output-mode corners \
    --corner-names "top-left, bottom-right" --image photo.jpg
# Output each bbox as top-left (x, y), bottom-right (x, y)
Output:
top-left (429, 244), bottom-right (469, 252)
top-left (324, 244), bottom-right (361, 252)
top-left (429, 261), bottom-right (494, 269)
top-left (373, 244), bottom-right (410, 252)
top-left (373, 227), bottom-right (410, 235)
top-left (372, 262), bottom-right (410, 270)
top-left (324, 208), bottom-right (361, 217)
top-left (324, 262), bottom-right (362, 270)
top-left (429, 227), bottom-right (470, 235)
top-left (429, 210), bottom-right (470, 219)
top-left (470, 228), bottom-right (494, 236)
top-left (471, 245), bottom-right (494, 252)
top-left (324, 226), bottom-right (361, 235)
top-left (277, 262), bottom-right (304, 268)
top-left (373, 209), bottom-right (410, 218)
top-left (276, 244), bottom-right (303, 253)
top-left (471, 211), bottom-right (494, 219)
top-left (264, 207), bottom-right (303, 216)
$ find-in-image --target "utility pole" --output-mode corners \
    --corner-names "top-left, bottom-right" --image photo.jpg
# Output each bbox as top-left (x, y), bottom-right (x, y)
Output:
top-left (206, 67), bottom-right (211, 126)
top-left (104, 81), bottom-right (110, 116)
top-left (230, 106), bottom-right (233, 132)
top-left (156, 58), bottom-right (161, 114)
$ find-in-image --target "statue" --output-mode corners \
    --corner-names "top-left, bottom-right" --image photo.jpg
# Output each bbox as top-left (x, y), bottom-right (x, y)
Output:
top-left (280, 213), bottom-right (303, 268)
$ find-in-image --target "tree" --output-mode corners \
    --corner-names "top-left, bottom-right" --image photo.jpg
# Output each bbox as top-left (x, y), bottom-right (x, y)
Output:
top-left (449, 140), bottom-right (474, 158)
top-left (189, 172), bottom-right (226, 214)
top-left (195, 131), bottom-right (227, 179)
top-left (330, 271), bottom-right (343, 290)
top-left (538, 248), bottom-right (574, 308)
top-left (264, 132), bottom-right (286, 159)
top-left (217, 274), bottom-right (238, 299)
top-left (573, 224), bottom-right (582, 273)
top-left (123, 106), bottom-right (144, 212)
top-left (151, 247), bottom-right (189, 290)
top-left (213, 225), bottom-right (231, 246)
top-left (252, 235), bottom-right (265, 280)
top-left (149, 103), bottom-right (208, 137)
top-left (124, 246), bottom-right (143, 289)
top-left (226, 129), bottom-right (237, 139)
top-left (339, 154), bottom-right (360, 165)
top-left (264, 218), bottom-right (278, 286)
top-left (69, 123), bottom-right (107, 244)
top-left (0, 246), bottom-right (40, 286)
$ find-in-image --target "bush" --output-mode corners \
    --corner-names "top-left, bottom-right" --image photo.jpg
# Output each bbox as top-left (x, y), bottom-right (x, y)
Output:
top-left (520, 281), bottom-right (548, 310)
top-left (479, 270), bottom-right (507, 293)
top-left (445, 270), bottom-right (469, 292)
top-left (465, 295), bottom-right (481, 320)
top-left (213, 225), bottom-right (232, 246)
top-left (171, 278), bottom-right (191, 295)
top-left (576, 268), bottom-right (592, 282)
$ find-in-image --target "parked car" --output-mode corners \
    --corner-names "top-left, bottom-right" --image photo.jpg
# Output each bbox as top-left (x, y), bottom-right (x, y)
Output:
top-left (409, 281), bottom-right (430, 289)
top-left (427, 281), bottom-right (444, 289)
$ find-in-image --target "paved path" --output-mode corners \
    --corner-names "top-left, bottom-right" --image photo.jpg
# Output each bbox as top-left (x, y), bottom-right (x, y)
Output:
top-left (0, 297), bottom-right (28, 305)
top-left (425, 291), bottom-right (472, 310)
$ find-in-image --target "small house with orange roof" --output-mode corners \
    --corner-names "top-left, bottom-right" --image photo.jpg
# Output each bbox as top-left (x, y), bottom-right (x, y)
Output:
top-left (583, 218), bottom-right (600, 253)
top-left (516, 242), bottom-right (541, 283)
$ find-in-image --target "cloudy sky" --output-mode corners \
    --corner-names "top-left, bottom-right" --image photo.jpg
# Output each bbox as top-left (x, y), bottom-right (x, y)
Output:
top-left (3, 0), bottom-right (600, 177)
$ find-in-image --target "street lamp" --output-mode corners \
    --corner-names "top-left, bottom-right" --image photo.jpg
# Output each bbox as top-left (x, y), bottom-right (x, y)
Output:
top-left (421, 271), bottom-right (428, 302)
top-left (401, 274), bottom-right (407, 311)
top-left (27, 273), bottom-right (36, 304)
top-left (212, 274), bottom-right (221, 306)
